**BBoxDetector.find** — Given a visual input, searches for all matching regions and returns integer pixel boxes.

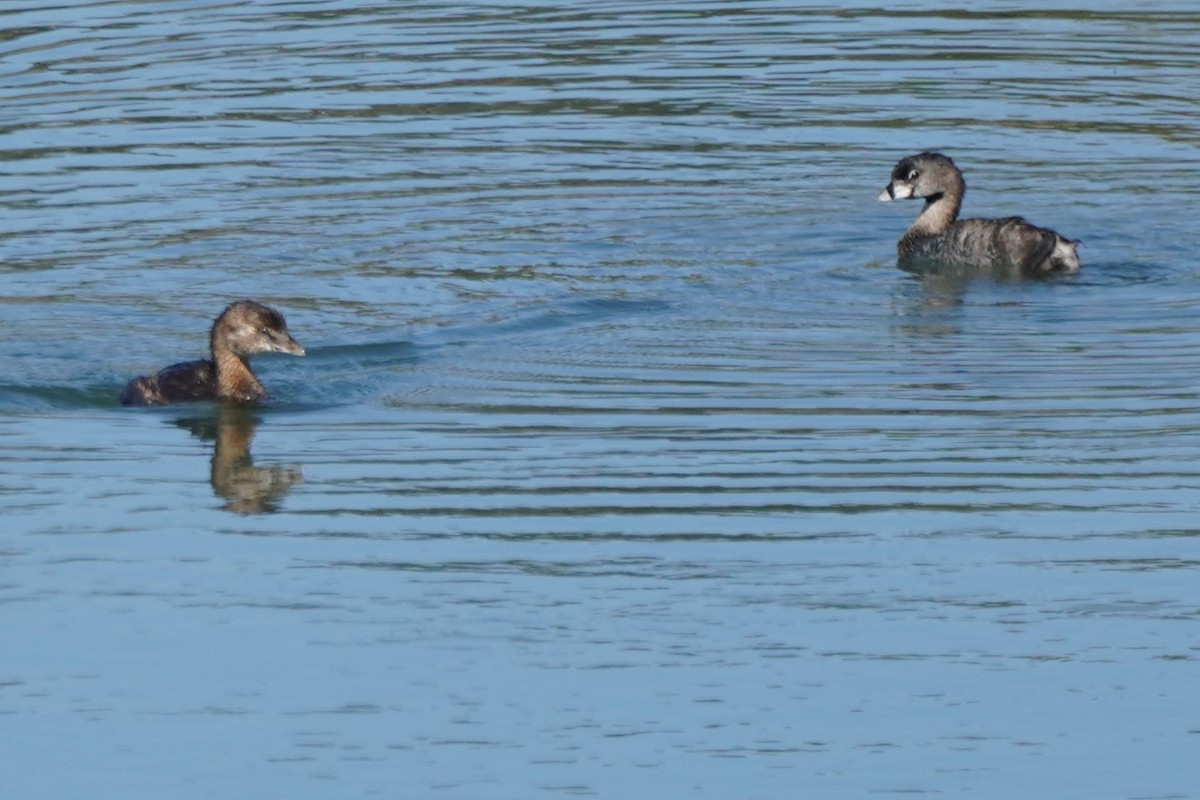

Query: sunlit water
[3,2,1199,797]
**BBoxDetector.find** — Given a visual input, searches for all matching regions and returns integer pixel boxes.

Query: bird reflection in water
[173,406,302,514]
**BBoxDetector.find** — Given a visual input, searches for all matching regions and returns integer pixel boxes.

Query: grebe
[879,151,1081,275]
[120,300,305,406]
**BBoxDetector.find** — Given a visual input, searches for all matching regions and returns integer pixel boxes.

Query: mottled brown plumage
[879,152,1081,275]
[120,300,305,407]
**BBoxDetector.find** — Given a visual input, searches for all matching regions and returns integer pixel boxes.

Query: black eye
[907,169,919,181]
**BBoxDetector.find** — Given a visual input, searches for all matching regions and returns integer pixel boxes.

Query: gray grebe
[879,151,1081,275]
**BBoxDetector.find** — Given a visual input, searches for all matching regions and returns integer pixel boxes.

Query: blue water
[3,2,1200,798]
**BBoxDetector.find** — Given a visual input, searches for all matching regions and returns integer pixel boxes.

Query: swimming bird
[879,151,1081,275]
[120,300,305,406]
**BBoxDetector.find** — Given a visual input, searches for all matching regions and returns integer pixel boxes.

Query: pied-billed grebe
[879,152,1081,275]
[120,300,305,407]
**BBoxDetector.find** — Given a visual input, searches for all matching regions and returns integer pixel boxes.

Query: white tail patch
[1052,237,1082,273]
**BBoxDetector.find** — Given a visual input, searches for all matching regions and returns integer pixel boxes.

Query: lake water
[2,1,1199,797]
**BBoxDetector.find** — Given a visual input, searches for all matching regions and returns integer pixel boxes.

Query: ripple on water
[3,3,1200,799]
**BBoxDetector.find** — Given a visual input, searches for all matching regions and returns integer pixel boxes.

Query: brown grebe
[120,300,305,406]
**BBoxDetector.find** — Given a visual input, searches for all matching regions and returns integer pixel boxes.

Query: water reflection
[892,260,1072,334]
[174,406,302,514]
[900,258,1078,286]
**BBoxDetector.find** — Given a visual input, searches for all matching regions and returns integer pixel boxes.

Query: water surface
[3,2,1200,798]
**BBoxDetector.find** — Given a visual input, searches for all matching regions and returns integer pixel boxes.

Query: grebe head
[879,151,964,202]
[212,300,305,358]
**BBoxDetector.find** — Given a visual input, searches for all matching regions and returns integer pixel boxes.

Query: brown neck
[213,349,265,402]
[910,191,962,237]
